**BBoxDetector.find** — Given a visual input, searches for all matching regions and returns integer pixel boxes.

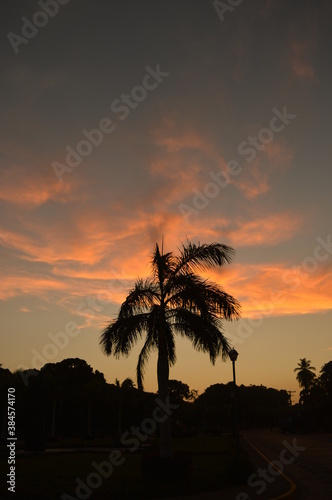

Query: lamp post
[229,348,239,457]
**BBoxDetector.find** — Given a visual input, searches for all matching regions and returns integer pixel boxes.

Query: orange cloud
[150,117,295,206]
[152,114,218,157]
[0,274,66,301]
[2,203,302,275]
[1,203,329,323]
[175,201,302,250]
[226,212,303,247]
[204,260,332,319]
[154,132,216,157]
[232,140,293,199]
[96,257,332,319]
[173,210,302,249]
[149,158,208,207]
[290,40,315,82]
[19,307,30,313]
[263,141,294,166]
[0,222,109,266]
[232,160,270,199]
[0,112,316,325]
[0,165,80,207]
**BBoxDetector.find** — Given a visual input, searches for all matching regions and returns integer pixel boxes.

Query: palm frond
[173,242,235,276]
[100,313,150,357]
[171,308,231,363]
[137,333,155,390]
[151,243,175,287]
[165,273,241,320]
[118,278,159,318]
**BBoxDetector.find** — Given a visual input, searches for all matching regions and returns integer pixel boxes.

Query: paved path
[243,430,332,500]
[11,431,332,499]
[158,434,292,500]
[159,430,332,499]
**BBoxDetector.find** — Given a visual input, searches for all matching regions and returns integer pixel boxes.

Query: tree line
[1,356,331,450]
[1,358,292,445]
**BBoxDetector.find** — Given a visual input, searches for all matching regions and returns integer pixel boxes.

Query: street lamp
[229,348,238,383]
[229,349,239,456]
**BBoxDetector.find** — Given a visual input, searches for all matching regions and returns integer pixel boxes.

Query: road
[243,429,332,499]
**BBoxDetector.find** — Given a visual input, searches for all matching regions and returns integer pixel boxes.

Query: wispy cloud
[225,212,303,247]
[0,188,309,321]
[0,165,77,207]
[205,260,332,318]
[19,307,30,313]
[232,139,294,200]
[290,40,315,82]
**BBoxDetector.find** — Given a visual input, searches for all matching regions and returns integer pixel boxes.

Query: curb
[243,437,297,500]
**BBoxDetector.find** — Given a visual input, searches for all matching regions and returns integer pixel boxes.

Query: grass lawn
[0,435,251,499]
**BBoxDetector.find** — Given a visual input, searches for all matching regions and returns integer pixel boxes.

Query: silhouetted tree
[100,241,241,458]
[38,359,106,438]
[115,378,136,436]
[194,383,289,432]
[40,363,59,438]
[294,358,316,403]
[318,361,332,415]
[0,366,14,439]
[168,380,197,406]
[319,361,332,399]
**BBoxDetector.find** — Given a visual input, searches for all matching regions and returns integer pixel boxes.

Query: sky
[1,0,332,401]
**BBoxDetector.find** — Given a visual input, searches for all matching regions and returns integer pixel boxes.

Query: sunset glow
[1,1,331,401]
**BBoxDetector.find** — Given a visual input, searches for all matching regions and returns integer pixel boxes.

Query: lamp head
[229,349,239,362]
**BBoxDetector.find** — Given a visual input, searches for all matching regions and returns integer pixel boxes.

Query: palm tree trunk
[51,393,56,439]
[157,350,172,458]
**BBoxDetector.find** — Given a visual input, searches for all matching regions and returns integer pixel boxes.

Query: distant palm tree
[100,241,241,458]
[294,358,316,401]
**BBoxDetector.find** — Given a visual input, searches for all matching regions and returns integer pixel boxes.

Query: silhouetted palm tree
[100,241,241,458]
[294,358,316,401]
